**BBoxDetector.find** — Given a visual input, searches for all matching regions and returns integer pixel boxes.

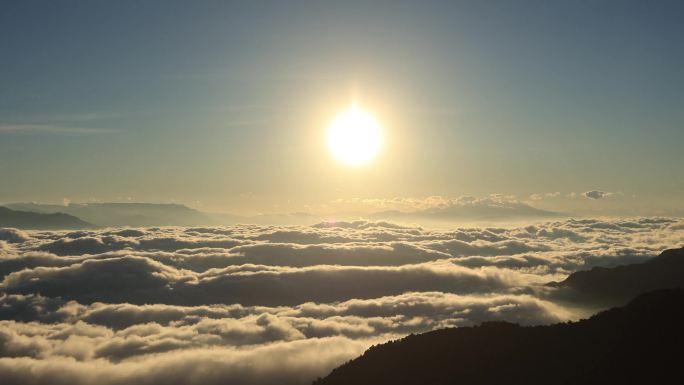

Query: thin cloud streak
[0,124,116,135]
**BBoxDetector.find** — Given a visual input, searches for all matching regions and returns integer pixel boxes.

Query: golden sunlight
[326,103,383,166]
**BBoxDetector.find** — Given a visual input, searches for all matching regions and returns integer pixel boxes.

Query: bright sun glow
[326,103,383,166]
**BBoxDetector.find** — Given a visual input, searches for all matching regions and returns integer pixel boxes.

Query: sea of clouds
[1,217,683,384]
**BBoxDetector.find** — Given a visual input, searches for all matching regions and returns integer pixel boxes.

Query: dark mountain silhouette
[0,206,93,229]
[548,246,684,306]
[314,289,684,385]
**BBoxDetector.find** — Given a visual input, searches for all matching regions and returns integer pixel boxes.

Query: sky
[2,4,684,383]
[1,0,683,216]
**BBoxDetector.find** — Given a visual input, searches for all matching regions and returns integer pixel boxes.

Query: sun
[326,103,383,166]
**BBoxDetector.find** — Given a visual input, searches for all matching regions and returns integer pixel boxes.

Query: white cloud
[0,228,30,243]
[0,217,682,384]
[0,337,368,385]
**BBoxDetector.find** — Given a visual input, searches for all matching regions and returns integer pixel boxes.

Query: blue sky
[1,0,682,215]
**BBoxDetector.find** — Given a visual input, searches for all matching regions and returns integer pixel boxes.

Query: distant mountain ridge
[4,199,564,228]
[5,202,321,227]
[5,202,223,227]
[0,206,93,229]
[314,289,684,385]
[371,201,560,222]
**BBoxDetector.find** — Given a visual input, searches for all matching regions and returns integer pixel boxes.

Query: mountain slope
[314,289,684,385]
[0,206,93,229]
[548,246,684,306]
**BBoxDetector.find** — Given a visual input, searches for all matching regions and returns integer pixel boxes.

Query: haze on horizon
[1,0,683,218]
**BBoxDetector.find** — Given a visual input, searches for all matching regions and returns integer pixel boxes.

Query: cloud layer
[1,217,682,384]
